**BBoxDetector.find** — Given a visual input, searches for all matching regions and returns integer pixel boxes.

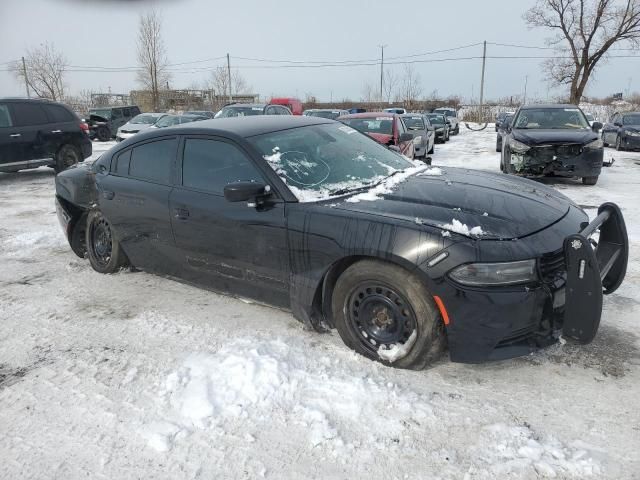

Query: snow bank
[467,423,602,478]
[440,218,485,237]
[146,337,435,452]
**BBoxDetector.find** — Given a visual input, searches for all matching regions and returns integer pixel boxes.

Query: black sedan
[424,113,450,142]
[54,116,628,368]
[601,111,640,151]
[495,113,514,152]
[501,104,604,185]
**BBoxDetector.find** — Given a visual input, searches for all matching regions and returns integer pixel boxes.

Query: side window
[123,107,131,118]
[129,138,177,184]
[112,109,122,119]
[265,106,276,115]
[0,104,12,128]
[10,102,49,126]
[397,119,406,134]
[114,149,131,176]
[279,107,291,115]
[43,104,75,123]
[132,107,141,116]
[182,138,264,195]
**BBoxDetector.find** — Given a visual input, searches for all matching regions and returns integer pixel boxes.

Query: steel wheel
[89,217,113,268]
[347,282,418,355]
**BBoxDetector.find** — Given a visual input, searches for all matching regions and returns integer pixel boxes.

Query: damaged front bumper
[439,202,628,363]
[509,143,603,177]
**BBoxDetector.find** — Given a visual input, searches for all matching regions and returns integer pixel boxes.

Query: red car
[338,112,415,158]
[269,97,303,115]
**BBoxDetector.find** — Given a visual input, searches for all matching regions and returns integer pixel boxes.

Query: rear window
[11,102,49,126]
[129,138,177,184]
[340,117,394,135]
[44,104,75,123]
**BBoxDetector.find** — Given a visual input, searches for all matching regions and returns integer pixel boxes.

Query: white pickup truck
[433,107,460,135]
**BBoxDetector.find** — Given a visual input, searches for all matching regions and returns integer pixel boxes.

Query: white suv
[433,107,459,135]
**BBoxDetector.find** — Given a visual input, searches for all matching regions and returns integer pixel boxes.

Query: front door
[170,136,290,307]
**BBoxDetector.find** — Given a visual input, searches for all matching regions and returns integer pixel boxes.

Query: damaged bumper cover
[510,142,603,177]
[438,203,628,363]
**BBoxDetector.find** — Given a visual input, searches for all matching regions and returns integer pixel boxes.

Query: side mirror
[399,132,414,142]
[592,121,603,132]
[224,181,267,204]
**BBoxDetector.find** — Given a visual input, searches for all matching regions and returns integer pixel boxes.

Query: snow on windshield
[251,123,416,202]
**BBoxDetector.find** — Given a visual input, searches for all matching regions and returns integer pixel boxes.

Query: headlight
[448,260,538,286]
[584,138,603,149]
[413,136,423,144]
[509,139,531,153]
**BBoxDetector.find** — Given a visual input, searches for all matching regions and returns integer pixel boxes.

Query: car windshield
[340,117,394,135]
[155,115,181,127]
[623,114,640,125]
[403,116,425,130]
[130,114,160,125]
[218,106,265,117]
[249,123,413,200]
[90,109,111,119]
[513,108,590,129]
[426,115,445,125]
[307,110,342,119]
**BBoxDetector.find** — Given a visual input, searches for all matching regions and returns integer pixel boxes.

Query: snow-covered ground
[1,132,639,479]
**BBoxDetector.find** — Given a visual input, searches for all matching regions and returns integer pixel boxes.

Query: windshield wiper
[330,182,378,196]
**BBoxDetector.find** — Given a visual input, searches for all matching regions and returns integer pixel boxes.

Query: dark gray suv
[0,98,92,173]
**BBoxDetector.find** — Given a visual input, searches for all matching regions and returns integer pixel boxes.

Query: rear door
[41,103,79,158]
[0,103,16,166]
[98,136,178,272]
[7,101,49,163]
[170,135,290,306]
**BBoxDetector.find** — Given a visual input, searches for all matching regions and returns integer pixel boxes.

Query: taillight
[80,122,89,134]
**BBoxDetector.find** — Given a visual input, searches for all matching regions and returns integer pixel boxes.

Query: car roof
[519,104,582,110]
[156,115,334,137]
[339,112,396,119]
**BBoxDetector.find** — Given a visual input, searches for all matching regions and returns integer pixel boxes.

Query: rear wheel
[582,175,599,185]
[85,210,129,273]
[54,144,81,173]
[331,260,446,370]
[602,132,609,147]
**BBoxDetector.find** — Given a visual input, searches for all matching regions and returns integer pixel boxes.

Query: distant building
[129,89,259,112]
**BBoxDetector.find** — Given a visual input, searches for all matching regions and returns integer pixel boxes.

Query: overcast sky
[0,0,638,103]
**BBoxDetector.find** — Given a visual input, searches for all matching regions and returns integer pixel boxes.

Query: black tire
[582,175,599,185]
[615,135,624,151]
[85,210,129,273]
[454,125,460,135]
[602,132,609,147]
[331,259,446,370]
[502,150,513,174]
[428,142,434,155]
[54,144,81,173]
[496,140,502,152]
[96,126,110,142]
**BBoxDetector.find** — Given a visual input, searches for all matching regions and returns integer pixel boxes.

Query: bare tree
[398,64,422,108]
[210,66,249,99]
[525,0,640,104]
[360,82,378,102]
[136,10,169,111]
[383,69,399,103]
[12,42,67,101]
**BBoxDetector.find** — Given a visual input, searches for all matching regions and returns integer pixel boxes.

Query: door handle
[10,133,21,138]
[103,190,115,200]
[51,130,62,134]
[174,207,190,219]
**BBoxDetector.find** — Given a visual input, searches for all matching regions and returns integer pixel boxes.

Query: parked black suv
[0,98,92,173]
[87,105,141,141]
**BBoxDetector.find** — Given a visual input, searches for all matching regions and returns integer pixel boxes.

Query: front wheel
[54,144,81,173]
[85,210,129,273]
[331,260,446,370]
[428,142,434,155]
[615,136,624,151]
[96,126,110,142]
[582,176,599,185]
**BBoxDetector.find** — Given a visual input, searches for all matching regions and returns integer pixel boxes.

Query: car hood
[623,126,640,132]
[330,168,573,240]
[120,122,153,132]
[512,128,597,145]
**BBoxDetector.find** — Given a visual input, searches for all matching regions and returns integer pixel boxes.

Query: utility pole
[226,53,233,102]
[21,56,30,98]
[379,45,387,102]
[478,41,487,122]
[523,75,528,105]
